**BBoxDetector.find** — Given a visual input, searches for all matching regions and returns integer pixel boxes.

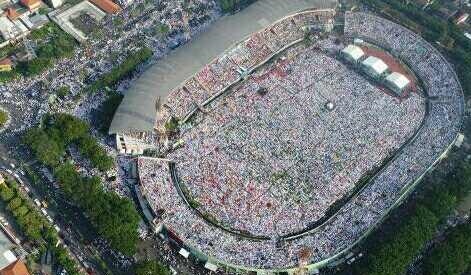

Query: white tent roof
[204,262,218,271]
[362,56,388,75]
[178,248,190,258]
[386,72,410,90]
[342,44,364,61]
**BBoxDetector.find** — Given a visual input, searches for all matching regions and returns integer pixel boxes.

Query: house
[3,8,20,21]
[20,0,41,11]
[0,57,12,72]
[88,0,122,14]
[0,17,29,41]
[0,260,30,275]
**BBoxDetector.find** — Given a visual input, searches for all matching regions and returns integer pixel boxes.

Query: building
[454,12,469,24]
[3,8,20,21]
[88,0,122,14]
[341,44,365,63]
[20,0,41,11]
[0,17,29,41]
[385,72,410,96]
[49,0,106,43]
[45,0,62,8]
[0,58,12,72]
[361,56,388,78]
[19,13,49,29]
[115,133,156,155]
[0,260,30,275]
[0,230,17,272]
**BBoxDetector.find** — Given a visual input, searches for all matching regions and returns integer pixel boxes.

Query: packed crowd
[134,11,463,270]
[161,9,336,123]
[0,0,219,142]
[168,46,425,237]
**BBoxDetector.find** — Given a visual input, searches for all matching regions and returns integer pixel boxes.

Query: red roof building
[20,0,41,11]
[3,8,20,21]
[89,0,122,14]
[0,58,12,72]
[0,260,30,275]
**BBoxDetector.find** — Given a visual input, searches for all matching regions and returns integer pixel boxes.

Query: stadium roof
[385,72,410,91]
[341,44,364,61]
[108,0,337,134]
[362,56,388,75]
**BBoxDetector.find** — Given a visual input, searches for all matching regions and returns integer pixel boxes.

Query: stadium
[117,4,464,275]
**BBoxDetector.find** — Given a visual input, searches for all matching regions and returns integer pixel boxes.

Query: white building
[341,44,365,63]
[0,16,29,41]
[115,133,156,155]
[46,0,63,8]
[385,72,410,96]
[361,56,388,78]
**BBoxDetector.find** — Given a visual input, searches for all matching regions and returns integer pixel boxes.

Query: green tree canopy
[134,260,170,275]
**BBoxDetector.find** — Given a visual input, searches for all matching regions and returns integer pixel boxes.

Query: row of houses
[0,0,123,72]
[341,44,411,96]
[0,0,54,50]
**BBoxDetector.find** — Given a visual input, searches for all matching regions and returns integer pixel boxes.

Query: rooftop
[88,0,122,14]
[362,55,388,75]
[341,44,364,61]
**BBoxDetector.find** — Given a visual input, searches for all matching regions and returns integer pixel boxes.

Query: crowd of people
[161,9,336,123]
[169,46,425,238]
[134,10,463,270]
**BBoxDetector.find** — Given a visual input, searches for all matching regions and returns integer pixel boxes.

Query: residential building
[0,58,12,72]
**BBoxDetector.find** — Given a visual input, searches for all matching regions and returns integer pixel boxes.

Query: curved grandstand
[133,9,464,274]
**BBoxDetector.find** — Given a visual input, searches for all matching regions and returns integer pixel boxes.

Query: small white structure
[385,72,410,96]
[361,56,388,77]
[455,133,464,148]
[204,262,218,272]
[47,0,63,8]
[116,134,155,155]
[178,248,190,258]
[341,44,365,63]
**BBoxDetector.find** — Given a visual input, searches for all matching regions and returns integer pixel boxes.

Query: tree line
[345,161,471,275]
[23,113,140,255]
[0,179,81,275]
[88,47,153,93]
[422,222,471,275]
[218,0,257,13]
[24,113,113,171]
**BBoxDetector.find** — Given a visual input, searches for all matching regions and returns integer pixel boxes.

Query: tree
[0,185,14,202]
[7,197,23,211]
[0,109,8,127]
[134,260,170,275]
[23,128,63,167]
[423,224,471,275]
[354,206,439,275]
[13,205,29,217]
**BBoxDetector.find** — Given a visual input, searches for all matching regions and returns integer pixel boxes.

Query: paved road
[109,0,337,133]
